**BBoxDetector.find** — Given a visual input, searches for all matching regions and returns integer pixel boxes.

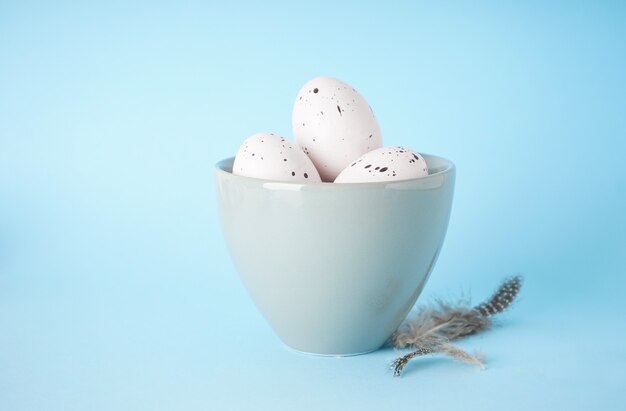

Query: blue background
[1,1,625,409]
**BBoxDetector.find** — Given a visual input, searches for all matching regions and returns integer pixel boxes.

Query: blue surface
[1,1,625,410]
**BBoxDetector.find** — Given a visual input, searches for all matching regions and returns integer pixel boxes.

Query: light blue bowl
[215,154,455,356]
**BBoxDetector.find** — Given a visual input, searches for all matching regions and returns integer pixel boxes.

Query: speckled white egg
[292,77,383,182]
[233,132,322,183]
[334,146,429,183]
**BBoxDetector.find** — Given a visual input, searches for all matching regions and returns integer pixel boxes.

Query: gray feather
[391,275,523,377]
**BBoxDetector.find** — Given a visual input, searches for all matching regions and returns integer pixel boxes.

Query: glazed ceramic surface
[215,154,455,355]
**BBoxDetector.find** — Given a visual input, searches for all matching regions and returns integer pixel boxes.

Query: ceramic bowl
[215,154,455,355]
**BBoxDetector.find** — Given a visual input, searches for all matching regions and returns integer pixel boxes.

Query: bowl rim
[215,153,455,188]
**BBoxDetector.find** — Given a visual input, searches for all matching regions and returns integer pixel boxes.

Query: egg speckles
[233,132,322,183]
[292,77,383,182]
[334,147,429,183]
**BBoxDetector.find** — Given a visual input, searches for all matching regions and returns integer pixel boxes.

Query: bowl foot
[281,342,383,357]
